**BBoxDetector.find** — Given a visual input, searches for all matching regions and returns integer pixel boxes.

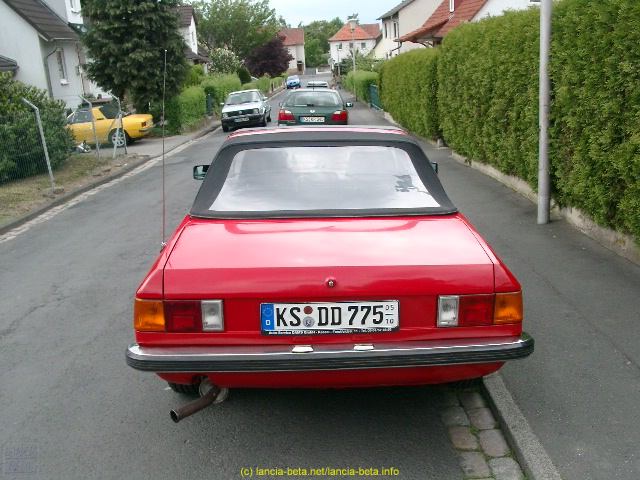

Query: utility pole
[537,0,552,224]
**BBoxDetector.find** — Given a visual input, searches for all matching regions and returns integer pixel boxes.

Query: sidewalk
[420,139,640,480]
[0,118,219,235]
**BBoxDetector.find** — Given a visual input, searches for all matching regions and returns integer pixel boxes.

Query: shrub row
[379,49,440,140]
[379,0,640,242]
[344,71,379,104]
[201,74,242,114]
[0,73,72,183]
[242,75,286,94]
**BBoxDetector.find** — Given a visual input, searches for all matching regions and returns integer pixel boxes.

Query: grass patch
[0,152,146,228]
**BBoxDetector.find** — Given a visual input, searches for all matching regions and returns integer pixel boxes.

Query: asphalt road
[0,75,465,479]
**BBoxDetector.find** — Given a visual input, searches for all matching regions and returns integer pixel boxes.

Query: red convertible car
[126,126,533,421]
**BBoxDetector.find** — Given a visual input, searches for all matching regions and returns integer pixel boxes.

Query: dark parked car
[278,89,353,126]
[221,89,271,132]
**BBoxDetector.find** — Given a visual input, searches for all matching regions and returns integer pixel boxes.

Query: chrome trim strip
[126,333,533,373]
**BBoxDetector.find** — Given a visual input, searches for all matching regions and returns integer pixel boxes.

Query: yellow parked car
[66,106,154,146]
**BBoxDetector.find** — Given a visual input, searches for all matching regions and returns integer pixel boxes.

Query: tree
[194,0,282,60]
[81,0,187,112]
[208,47,241,74]
[245,36,293,78]
[303,18,343,67]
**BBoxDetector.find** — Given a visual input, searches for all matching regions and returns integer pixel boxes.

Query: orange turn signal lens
[134,299,165,331]
[493,292,523,324]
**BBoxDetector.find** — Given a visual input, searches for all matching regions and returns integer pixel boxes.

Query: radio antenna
[161,48,167,249]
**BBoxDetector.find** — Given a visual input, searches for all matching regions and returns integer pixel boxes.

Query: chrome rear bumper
[126,333,533,373]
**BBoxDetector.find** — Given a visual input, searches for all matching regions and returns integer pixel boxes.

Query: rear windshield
[284,91,341,108]
[191,145,455,218]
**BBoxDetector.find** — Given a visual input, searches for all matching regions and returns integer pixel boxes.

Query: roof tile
[399,0,488,42]
[4,0,78,41]
[329,23,381,42]
[278,27,304,46]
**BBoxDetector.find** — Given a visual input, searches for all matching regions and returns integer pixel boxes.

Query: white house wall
[374,18,399,59]
[181,16,197,54]
[474,0,538,19]
[45,0,83,24]
[398,0,440,53]
[329,38,377,65]
[0,1,48,91]
[43,39,85,109]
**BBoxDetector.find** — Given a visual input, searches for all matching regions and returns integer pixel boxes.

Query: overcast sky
[269,0,399,26]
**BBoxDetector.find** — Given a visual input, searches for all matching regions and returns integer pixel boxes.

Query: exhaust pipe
[170,384,221,423]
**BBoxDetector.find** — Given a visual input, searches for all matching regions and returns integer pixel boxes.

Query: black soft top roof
[191,126,458,219]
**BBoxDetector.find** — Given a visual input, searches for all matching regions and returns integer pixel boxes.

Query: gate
[369,84,382,110]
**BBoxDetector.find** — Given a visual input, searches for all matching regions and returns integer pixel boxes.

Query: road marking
[0,133,212,245]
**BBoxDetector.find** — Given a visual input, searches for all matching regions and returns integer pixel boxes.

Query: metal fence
[369,84,382,110]
[0,96,129,191]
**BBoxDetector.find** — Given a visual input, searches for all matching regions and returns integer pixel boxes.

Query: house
[373,0,440,59]
[278,27,305,73]
[177,5,210,70]
[328,23,381,69]
[400,0,538,46]
[0,0,88,108]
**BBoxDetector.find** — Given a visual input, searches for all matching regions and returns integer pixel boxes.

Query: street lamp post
[348,16,358,101]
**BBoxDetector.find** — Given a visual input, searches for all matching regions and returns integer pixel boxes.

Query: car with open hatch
[126,126,533,422]
[278,88,353,126]
[220,89,271,132]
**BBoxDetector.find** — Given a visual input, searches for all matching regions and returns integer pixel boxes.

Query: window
[361,42,366,49]
[205,146,441,214]
[393,22,398,39]
[349,42,354,49]
[69,109,92,124]
[338,43,342,50]
[384,23,388,38]
[283,91,341,108]
[56,50,67,81]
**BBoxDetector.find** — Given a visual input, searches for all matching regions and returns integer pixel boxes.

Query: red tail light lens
[459,295,494,326]
[278,109,295,121]
[164,301,202,332]
[331,110,348,122]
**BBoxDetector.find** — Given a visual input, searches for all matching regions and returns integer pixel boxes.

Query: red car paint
[134,214,523,388]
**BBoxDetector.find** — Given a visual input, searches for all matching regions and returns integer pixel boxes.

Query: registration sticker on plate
[261,301,399,335]
[300,116,325,123]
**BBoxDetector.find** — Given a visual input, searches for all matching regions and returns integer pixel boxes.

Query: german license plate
[300,116,325,123]
[234,117,249,123]
[261,301,399,335]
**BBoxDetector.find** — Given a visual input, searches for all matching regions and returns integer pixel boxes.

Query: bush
[0,73,72,183]
[380,49,440,140]
[184,64,205,87]
[200,74,242,115]
[154,86,206,134]
[344,71,379,104]
[237,66,251,84]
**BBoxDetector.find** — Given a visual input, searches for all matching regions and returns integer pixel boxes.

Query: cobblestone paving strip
[441,385,526,480]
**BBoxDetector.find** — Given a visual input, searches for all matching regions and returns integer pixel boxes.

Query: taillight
[437,292,522,327]
[331,110,348,122]
[133,299,225,332]
[278,109,295,121]
[164,301,202,332]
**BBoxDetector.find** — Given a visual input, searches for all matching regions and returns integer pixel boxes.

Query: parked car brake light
[331,110,348,122]
[164,301,202,332]
[134,299,165,331]
[493,292,523,324]
[278,109,295,121]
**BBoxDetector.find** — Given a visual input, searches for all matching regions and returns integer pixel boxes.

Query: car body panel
[278,88,349,126]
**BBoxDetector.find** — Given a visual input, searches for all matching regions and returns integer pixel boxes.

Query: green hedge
[344,71,378,104]
[242,75,285,94]
[0,73,72,183]
[200,74,242,114]
[157,86,206,134]
[380,49,440,140]
[379,0,640,242]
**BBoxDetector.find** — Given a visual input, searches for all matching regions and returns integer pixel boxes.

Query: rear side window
[206,146,440,213]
